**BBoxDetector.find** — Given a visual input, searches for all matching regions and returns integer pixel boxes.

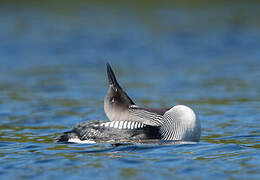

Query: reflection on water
[0,0,260,179]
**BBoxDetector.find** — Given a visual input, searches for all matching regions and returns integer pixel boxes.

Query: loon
[55,63,201,143]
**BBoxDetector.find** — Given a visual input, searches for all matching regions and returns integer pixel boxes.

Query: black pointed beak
[106,63,121,90]
[105,62,135,106]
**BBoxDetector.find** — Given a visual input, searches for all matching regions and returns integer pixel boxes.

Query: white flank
[104,122,110,127]
[123,121,128,129]
[109,121,115,128]
[131,122,135,129]
[68,138,96,144]
[114,121,119,129]
[127,121,132,129]
[100,121,145,130]
[118,121,124,129]
[134,122,139,129]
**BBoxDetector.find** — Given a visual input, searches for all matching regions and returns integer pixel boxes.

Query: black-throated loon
[55,63,201,143]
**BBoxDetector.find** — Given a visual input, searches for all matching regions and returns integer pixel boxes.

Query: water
[0,1,260,179]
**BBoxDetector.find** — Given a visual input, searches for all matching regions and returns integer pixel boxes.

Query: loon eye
[110,97,115,103]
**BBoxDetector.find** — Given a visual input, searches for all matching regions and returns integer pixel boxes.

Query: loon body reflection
[55,63,201,143]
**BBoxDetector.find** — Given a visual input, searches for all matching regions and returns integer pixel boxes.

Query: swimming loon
[55,63,201,143]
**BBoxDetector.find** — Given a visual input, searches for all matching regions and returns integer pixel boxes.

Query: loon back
[104,63,169,126]
[55,120,161,143]
[55,105,201,143]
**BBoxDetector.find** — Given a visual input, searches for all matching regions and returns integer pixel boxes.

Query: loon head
[160,105,201,142]
[104,63,135,121]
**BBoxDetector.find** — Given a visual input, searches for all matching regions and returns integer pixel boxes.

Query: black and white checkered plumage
[55,64,201,143]
[55,120,161,143]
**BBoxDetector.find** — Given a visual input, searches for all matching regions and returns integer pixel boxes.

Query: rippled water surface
[0,1,260,179]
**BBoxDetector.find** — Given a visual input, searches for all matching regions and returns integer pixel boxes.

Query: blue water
[0,1,260,179]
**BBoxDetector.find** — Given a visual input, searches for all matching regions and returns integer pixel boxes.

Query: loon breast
[55,120,161,143]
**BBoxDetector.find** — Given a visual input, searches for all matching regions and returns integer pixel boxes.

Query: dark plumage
[55,63,201,143]
[55,120,161,143]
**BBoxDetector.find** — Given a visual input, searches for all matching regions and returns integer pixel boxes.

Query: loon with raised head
[55,63,201,144]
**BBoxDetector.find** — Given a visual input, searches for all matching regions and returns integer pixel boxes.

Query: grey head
[104,63,169,126]
[104,63,135,122]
